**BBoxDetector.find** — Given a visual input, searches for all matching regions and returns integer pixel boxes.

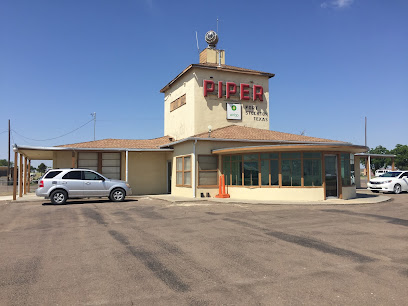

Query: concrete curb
[148,193,392,206]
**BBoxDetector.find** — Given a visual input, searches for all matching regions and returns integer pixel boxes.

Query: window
[341,154,352,186]
[260,153,279,186]
[303,153,322,186]
[62,171,82,180]
[223,155,243,186]
[83,171,104,180]
[176,156,191,187]
[281,153,301,186]
[198,155,218,186]
[44,171,62,179]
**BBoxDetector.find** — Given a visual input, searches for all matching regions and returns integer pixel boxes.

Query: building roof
[58,136,174,149]
[160,63,275,93]
[193,125,345,144]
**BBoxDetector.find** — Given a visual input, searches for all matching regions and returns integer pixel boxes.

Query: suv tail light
[39,180,44,188]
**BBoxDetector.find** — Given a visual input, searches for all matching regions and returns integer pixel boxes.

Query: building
[12,31,368,201]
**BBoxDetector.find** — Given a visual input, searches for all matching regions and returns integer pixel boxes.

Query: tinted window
[382,172,402,178]
[83,171,103,180]
[62,171,82,180]
[44,171,62,179]
[401,172,408,178]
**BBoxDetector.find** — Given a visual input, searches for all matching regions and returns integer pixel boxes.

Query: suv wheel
[110,188,125,202]
[50,190,68,204]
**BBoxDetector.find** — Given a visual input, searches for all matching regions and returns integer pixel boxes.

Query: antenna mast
[195,31,200,53]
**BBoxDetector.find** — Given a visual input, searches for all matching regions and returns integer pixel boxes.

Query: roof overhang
[160,64,275,93]
[160,137,357,148]
[211,143,369,155]
[13,144,173,160]
[355,153,396,158]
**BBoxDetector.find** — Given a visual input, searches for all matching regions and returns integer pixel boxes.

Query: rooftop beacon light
[205,30,218,49]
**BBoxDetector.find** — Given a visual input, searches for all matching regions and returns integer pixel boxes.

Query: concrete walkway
[0,190,391,205]
[149,190,391,205]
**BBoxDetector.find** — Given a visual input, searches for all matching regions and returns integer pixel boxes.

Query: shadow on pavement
[42,199,137,206]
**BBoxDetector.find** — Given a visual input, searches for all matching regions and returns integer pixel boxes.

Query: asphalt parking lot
[1,193,408,305]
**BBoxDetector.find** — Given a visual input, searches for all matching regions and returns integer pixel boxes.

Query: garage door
[78,152,121,180]
[102,153,121,180]
[78,153,98,171]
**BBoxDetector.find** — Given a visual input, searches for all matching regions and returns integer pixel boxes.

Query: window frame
[176,155,192,188]
[221,152,325,188]
[197,155,219,187]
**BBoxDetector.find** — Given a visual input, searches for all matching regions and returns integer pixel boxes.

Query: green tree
[391,144,408,170]
[30,166,36,172]
[37,163,47,174]
[0,159,13,167]
[367,146,391,171]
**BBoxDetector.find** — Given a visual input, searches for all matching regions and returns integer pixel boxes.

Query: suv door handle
[85,182,91,185]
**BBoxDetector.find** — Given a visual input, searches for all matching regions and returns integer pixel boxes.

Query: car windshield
[381,172,401,177]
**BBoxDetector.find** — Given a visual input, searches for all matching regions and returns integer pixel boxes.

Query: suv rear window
[62,171,82,180]
[44,171,62,179]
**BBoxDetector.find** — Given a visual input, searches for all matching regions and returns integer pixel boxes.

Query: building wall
[53,151,73,169]
[192,68,270,136]
[163,68,270,140]
[164,72,196,140]
[127,151,168,195]
[342,186,356,200]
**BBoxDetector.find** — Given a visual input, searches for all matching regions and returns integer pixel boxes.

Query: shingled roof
[193,125,345,143]
[160,63,275,93]
[58,136,174,149]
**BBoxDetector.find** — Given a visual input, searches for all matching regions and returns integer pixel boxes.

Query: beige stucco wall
[163,67,270,141]
[53,151,74,169]
[127,151,168,195]
[164,72,196,140]
[227,187,325,201]
[192,68,270,136]
[342,186,357,200]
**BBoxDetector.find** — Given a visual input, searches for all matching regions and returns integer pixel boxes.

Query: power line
[0,130,8,135]
[11,118,94,142]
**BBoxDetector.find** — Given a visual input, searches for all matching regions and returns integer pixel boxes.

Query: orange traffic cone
[215,174,230,198]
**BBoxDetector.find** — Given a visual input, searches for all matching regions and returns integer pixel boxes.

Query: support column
[28,160,31,193]
[125,151,129,182]
[13,152,18,201]
[392,158,395,170]
[354,156,361,188]
[19,154,23,197]
[72,151,76,168]
[368,156,371,181]
[337,153,343,199]
[24,156,27,195]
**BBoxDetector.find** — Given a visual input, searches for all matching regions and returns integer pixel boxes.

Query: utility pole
[7,119,10,182]
[91,112,96,141]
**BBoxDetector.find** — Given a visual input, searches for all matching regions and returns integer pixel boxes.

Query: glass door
[325,155,338,198]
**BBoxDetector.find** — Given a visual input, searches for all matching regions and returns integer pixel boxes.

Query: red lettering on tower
[203,80,215,97]
[253,85,263,101]
[226,82,237,99]
[240,83,250,100]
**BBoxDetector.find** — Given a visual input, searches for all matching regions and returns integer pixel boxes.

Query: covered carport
[354,153,397,188]
[12,144,173,201]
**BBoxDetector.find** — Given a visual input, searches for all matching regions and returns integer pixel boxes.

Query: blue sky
[1,0,407,167]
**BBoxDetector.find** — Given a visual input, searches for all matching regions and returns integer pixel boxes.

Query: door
[400,172,408,191]
[61,170,84,197]
[325,155,338,198]
[167,161,172,194]
[82,170,109,197]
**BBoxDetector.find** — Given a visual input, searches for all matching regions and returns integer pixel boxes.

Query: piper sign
[203,80,263,101]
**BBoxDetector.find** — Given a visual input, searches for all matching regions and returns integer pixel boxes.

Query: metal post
[7,119,10,182]
[13,152,17,201]
[125,151,129,182]
[368,156,371,182]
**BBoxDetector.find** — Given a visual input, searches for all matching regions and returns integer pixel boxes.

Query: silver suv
[36,169,132,204]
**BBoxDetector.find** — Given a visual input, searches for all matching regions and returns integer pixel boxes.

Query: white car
[367,171,408,194]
